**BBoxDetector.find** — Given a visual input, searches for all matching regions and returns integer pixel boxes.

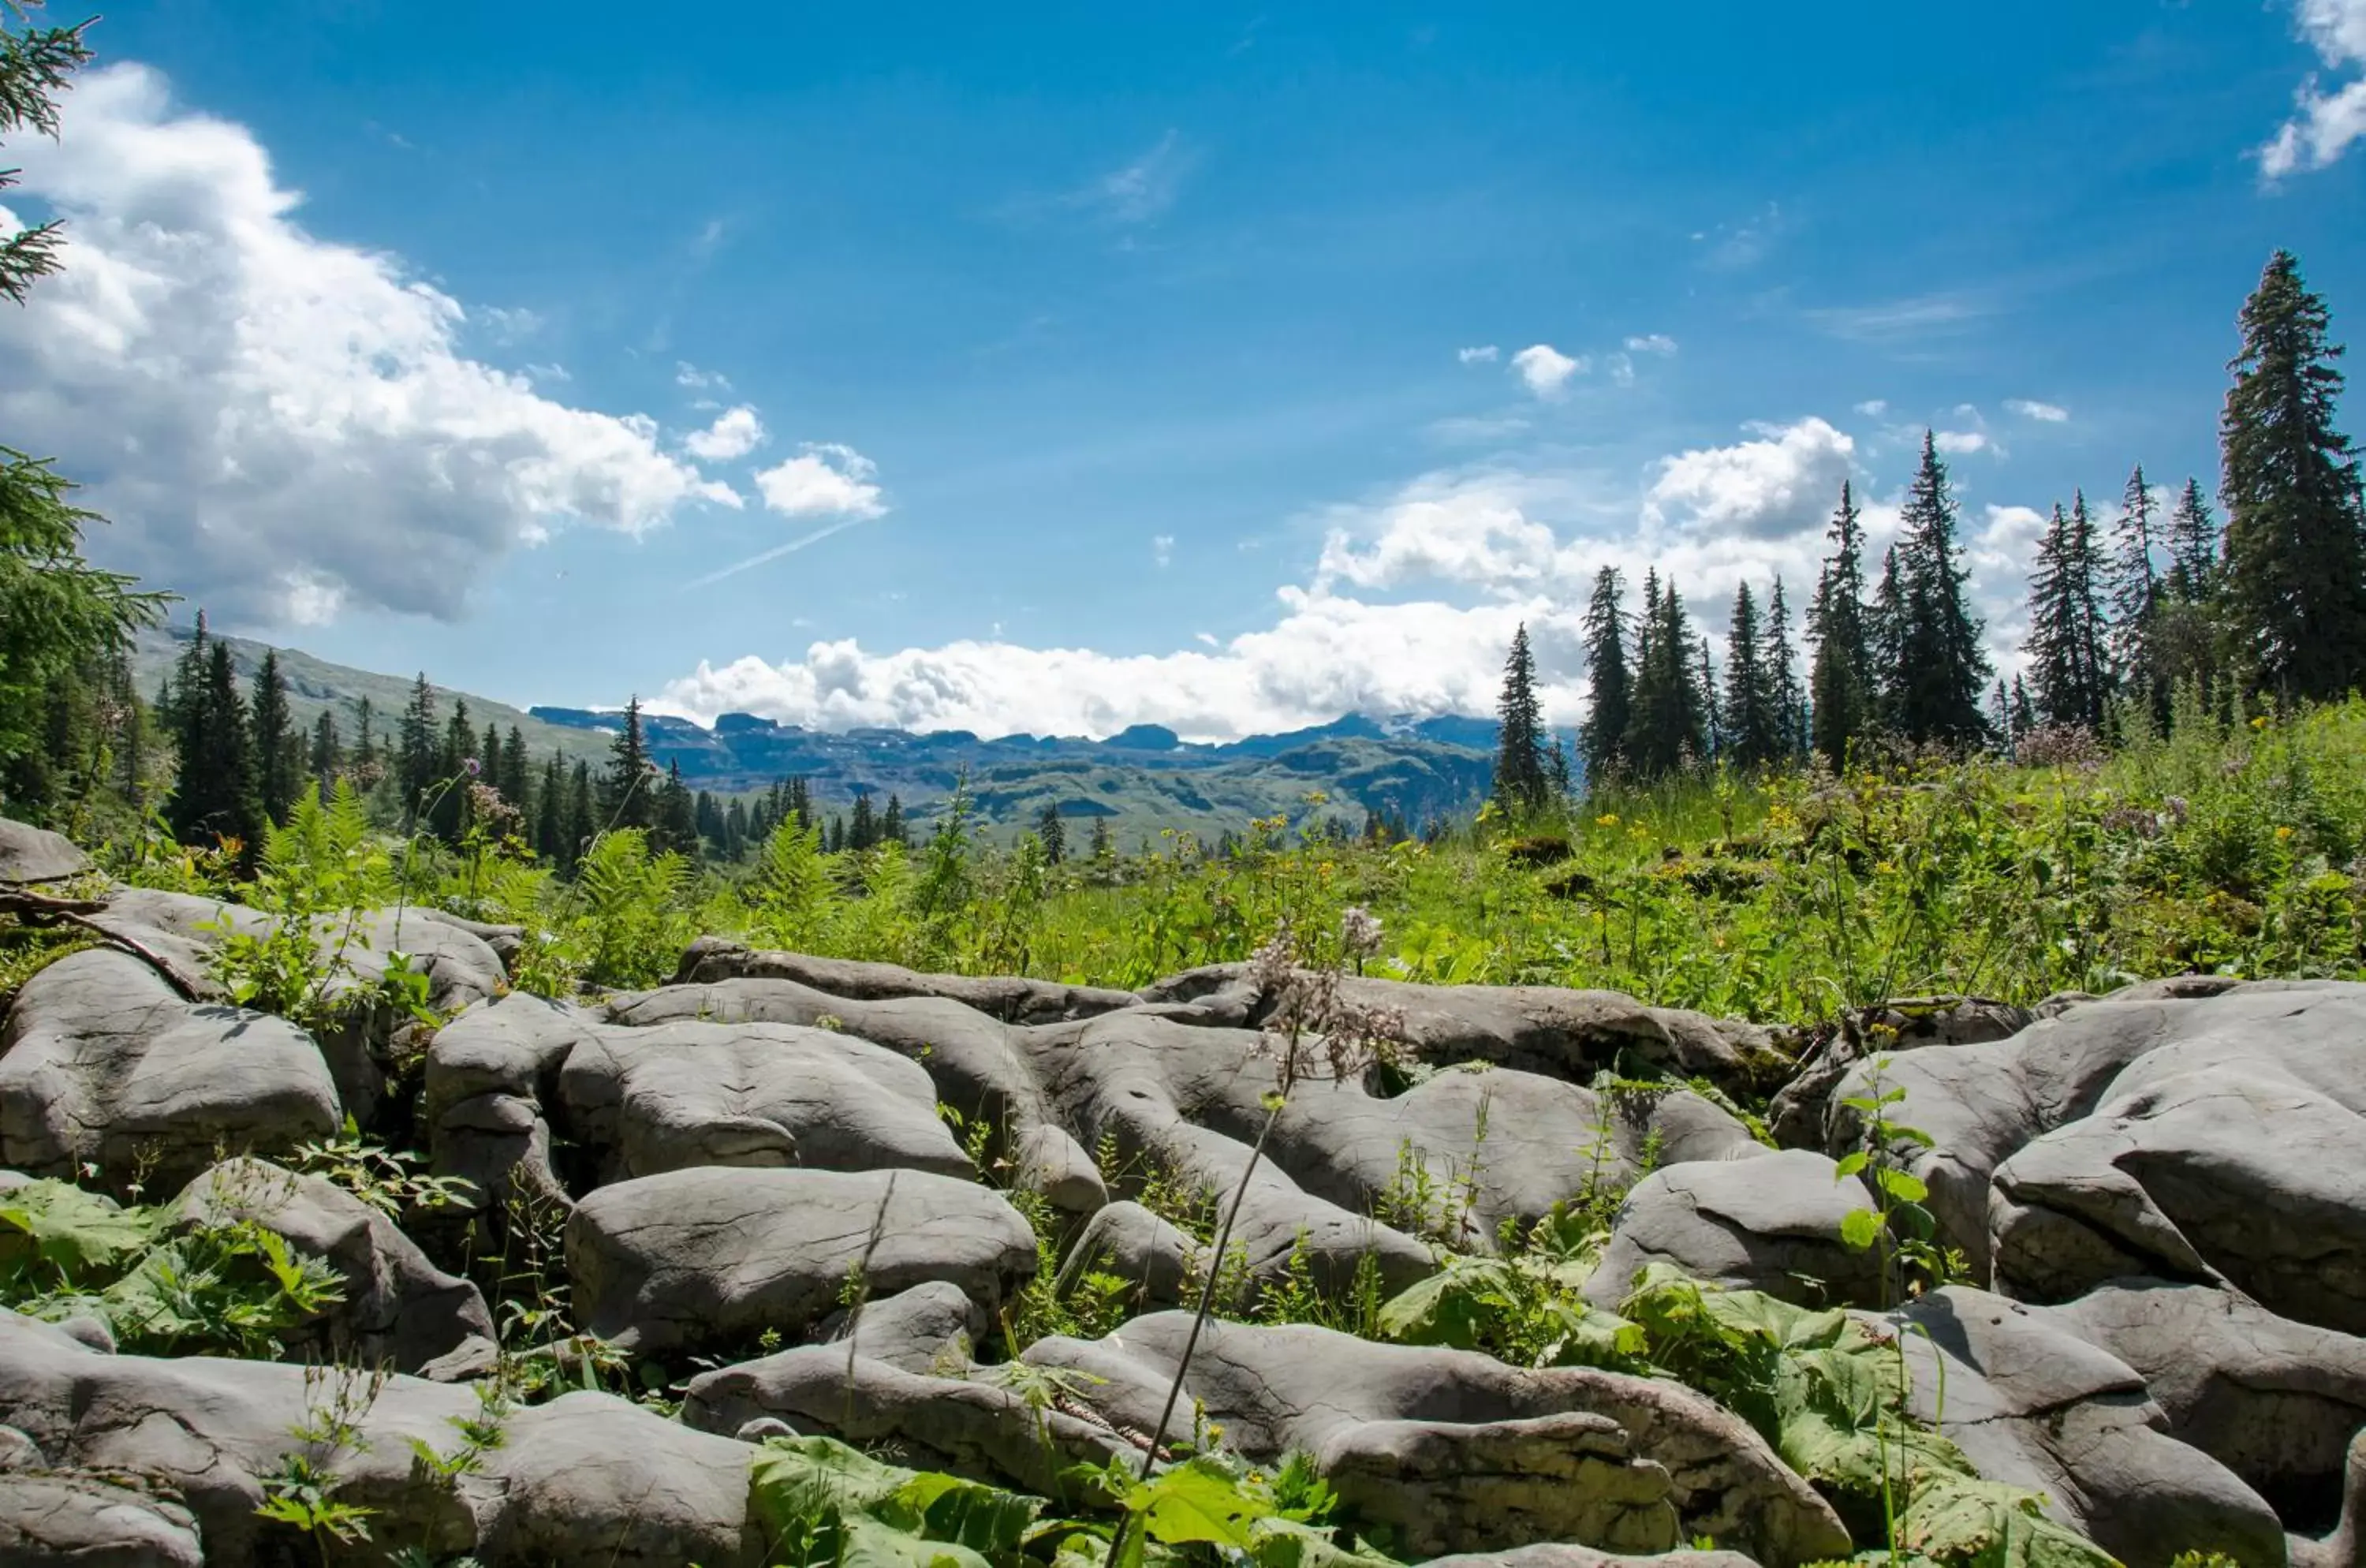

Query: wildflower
[2276,825,2295,841]
[1341,905,1383,959]
[2164,795,2190,824]
[1595,813,1619,827]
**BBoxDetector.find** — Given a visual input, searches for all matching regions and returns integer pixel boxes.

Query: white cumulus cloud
[1932,429,1991,456]
[683,405,767,461]
[1510,343,1586,398]
[0,64,741,626]
[753,443,887,519]
[2262,0,2366,176]
[2003,398,2069,424]
[1644,417,1857,539]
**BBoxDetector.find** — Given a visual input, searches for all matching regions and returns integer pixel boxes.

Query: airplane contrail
[679,517,868,591]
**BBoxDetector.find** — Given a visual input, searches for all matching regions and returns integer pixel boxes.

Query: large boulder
[1021,1313,1851,1566]
[1988,1047,2366,1335]
[84,887,508,1126]
[1584,1148,1884,1309]
[1140,965,1787,1088]
[1271,1061,1766,1253]
[606,978,1105,1213]
[2051,1278,2366,1533]
[1883,1286,2287,1568]
[1021,1010,1435,1298]
[0,819,90,887]
[0,1469,204,1566]
[0,1309,763,1566]
[565,1167,1039,1354]
[554,1017,972,1184]
[173,1158,496,1379]
[1823,980,2366,1285]
[0,949,339,1190]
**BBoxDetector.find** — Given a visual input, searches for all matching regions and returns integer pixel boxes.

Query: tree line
[1491,249,2366,812]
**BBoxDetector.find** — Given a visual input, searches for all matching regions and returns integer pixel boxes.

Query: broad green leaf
[1838,1207,1885,1251]
[1128,1458,1273,1549]
[888,1470,1042,1556]
[839,1514,992,1568]
[1248,1517,1402,1568]
[1699,1288,1844,1353]
[1898,1472,2122,1568]
[1832,1152,1869,1178]
[0,1181,158,1288]
[1876,1168,1931,1204]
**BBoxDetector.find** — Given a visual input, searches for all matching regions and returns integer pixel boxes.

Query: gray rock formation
[1584,1147,1883,1309]
[1883,1286,2288,1568]
[82,887,508,1125]
[672,937,1140,1022]
[0,949,339,1189]
[1140,963,1789,1088]
[565,1166,1039,1353]
[0,1309,763,1566]
[0,819,90,887]
[1823,980,2366,1287]
[1021,1312,1852,1566]
[2051,1278,2366,1532]
[174,1157,496,1379]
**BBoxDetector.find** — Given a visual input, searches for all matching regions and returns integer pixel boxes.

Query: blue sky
[4,0,2363,737]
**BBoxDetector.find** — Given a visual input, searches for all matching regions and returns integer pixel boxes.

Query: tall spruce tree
[166,640,260,849]
[562,760,595,869]
[2025,498,2110,730]
[2220,250,2366,702]
[1036,801,1066,862]
[1808,483,1874,767]
[1721,582,1782,768]
[603,697,654,831]
[1626,581,1707,778]
[536,752,566,861]
[247,648,293,825]
[1893,432,1992,745]
[1578,566,1631,786]
[1869,546,1906,733]
[1491,622,1551,816]
[849,790,878,852]
[2166,477,2221,602]
[1762,577,1805,761]
[498,725,531,816]
[308,709,340,789]
[2107,465,2165,724]
[397,675,438,820]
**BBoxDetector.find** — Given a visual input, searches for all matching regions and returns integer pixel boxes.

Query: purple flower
[463,756,482,777]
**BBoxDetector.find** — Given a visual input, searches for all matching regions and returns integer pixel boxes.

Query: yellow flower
[1875,860,1898,875]
[2251,715,2271,730]
[1595,813,1620,827]
[2275,825,2295,841]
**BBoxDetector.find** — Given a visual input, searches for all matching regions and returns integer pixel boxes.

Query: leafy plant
[293,1117,478,1218]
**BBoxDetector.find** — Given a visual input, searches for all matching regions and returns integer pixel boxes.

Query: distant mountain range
[133,626,1511,839]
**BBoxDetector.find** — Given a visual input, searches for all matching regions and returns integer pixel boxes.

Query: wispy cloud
[1853,399,1889,417]
[1624,334,1678,355]
[676,361,732,392]
[1696,201,1786,271]
[2260,0,2366,177]
[680,516,870,591]
[1805,291,1993,344]
[2003,398,2070,424]
[1457,344,1500,364]
[1075,130,1191,223]
[1153,533,1174,569]
[475,305,543,345]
